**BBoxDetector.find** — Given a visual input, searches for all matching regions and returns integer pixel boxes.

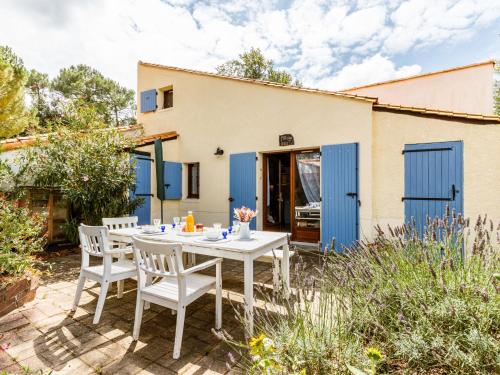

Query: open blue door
[321,143,359,252]
[229,152,257,229]
[404,141,463,236]
[130,153,152,225]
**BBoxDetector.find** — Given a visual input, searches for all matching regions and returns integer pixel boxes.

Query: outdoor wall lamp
[214,147,224,156]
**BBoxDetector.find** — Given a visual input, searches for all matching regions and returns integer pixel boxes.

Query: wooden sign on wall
[279,134,294,146]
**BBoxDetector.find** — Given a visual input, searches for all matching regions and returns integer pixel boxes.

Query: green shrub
[0,196,45,277]
[25,127,141,226]
[2,124,142,242]
[230,211,500,374]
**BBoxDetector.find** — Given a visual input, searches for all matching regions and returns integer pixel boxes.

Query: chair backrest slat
[79,225,111,257]
[132,237,182,279]
[102,216,139,231]
[156,253,166,273]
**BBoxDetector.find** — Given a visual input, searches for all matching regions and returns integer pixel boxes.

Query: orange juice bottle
[186,211,195,232]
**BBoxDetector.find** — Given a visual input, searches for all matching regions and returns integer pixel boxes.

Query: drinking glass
[160,225,166,233]
[173,217,180,225]
[153,219,161,228]
[222,230,228,239]
[213,223,222,234]
[232,220,240,233]
[179,217,186,232]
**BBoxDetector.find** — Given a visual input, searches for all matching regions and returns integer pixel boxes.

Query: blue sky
[0,0,498,91]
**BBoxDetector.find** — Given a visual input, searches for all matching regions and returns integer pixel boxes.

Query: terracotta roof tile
[136,131,179,146]
[342,60,495,92]
[0,125,144,152]
[138,61,379,103]
[373,103,500,123]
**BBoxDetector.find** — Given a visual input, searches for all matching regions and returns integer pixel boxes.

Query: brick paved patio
[0,249,318,374]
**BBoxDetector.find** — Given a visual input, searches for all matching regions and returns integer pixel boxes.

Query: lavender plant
[226,210,499,374]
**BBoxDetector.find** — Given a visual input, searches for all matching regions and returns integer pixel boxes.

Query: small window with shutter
[187,163,199,199]
[159,85,173,109]
[163,89,173,109]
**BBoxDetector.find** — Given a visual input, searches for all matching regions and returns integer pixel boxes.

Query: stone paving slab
[0,249,318,374]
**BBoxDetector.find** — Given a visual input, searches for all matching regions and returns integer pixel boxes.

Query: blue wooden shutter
[164,161,182,200]
[140,89,157,113]
[130,154,152,225]
[321,143,359,252]
[404,141,463,236]
[229,152,257,229]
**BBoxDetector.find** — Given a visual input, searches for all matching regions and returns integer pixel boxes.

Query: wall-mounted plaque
[279,134,294,146]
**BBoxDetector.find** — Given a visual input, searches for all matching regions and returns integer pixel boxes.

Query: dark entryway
[263,150,321,243]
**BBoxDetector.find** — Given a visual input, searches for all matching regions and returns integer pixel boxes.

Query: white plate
[141,230,162,235]
[234,236,256,241]
[176,231,205,237]
[194,238,231,244]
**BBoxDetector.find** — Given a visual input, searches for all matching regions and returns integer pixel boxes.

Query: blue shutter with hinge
[164,161,182,200]
[130,153,152,225]
[403,141,463,236]
[229,152,257,229]
[321,143,359,252]
[140,89,157,113]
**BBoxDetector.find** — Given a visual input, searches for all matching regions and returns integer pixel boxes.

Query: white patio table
[108,227,290,333]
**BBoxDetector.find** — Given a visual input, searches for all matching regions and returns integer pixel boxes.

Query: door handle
[228,197,234,202]
[451,184,459,201]
[346,192,357,198]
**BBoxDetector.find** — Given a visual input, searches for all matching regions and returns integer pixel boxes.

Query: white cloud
[317,54,421,90]
[0,0,498,93]
[384,0,500,54]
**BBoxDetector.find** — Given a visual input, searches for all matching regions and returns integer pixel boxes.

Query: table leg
[117,252,125,298]
[243,255,254,335]
[281,243,290,298]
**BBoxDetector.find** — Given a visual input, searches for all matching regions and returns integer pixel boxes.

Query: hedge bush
[0,196,45,278]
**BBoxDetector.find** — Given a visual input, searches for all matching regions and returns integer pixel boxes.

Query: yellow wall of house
[372,110,500,228]
[136,63,500,244]
[344,63,495,115]
[137,64,375,240]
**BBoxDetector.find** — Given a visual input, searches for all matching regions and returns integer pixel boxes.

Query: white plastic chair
[132,237,222,359]
[102,216,139,297]
[102,216,139,231]
[257,249,295,289]
[72,225,136,324]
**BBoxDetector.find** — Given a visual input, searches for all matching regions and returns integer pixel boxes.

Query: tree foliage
[2,109,142,242]
[25,128,141,226]
[51,65,135,127]
[25,69,58,131]
[0,46,34,139]
[1,46,136,138]
[217,48,301,86]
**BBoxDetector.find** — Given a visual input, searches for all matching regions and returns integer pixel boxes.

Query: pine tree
[0,46,33,139]
[217,48,301,86]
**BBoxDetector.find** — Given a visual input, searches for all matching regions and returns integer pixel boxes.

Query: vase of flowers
[234,206,257,240]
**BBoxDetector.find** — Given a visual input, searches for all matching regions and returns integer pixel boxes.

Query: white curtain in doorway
[296,152,320,204]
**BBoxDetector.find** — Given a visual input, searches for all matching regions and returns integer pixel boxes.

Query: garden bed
[0,272,39,318]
